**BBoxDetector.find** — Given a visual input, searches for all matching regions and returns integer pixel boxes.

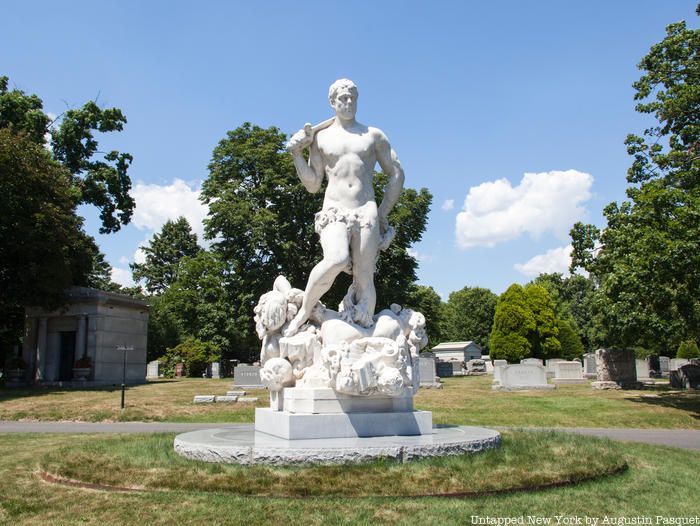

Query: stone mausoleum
[21,287,149,385]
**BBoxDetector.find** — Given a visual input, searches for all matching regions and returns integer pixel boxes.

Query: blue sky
[3,1,698,299]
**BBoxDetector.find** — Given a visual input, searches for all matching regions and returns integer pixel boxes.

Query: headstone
[146,360,160,379]
[226,390,247,397]
[237,397,259,403]
[670,358,690,371]
[233,364,264,388]
[193,395,215,404]
[669,364,700,389]
[451,361,465,376]
[552,361,588,385]
[419,356,442,388]
[659,356,670,376]
[210,361,221,379]
[521,358,544,367]
[466,359,487,375]
[545,358,566,378]
[215,395,238,403]
[175,362,185,378]
[493,359,507,384]
[636,359,650,379]
[492,363,554,391]
[592,348,641,389]
[481,355,494,374]
[435,361,453,378]
[582,353,597,378]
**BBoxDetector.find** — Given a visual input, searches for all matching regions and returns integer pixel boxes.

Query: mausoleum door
[58,331,76,381]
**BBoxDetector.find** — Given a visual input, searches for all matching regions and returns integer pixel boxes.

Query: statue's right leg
[284,223,350,336]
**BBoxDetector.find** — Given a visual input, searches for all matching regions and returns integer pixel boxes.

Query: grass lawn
[1,376,698,428]
[0,431,698,525]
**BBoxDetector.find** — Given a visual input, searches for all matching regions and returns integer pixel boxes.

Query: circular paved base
[174,425,501,465]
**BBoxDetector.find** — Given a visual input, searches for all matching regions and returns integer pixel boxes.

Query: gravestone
[669,364,700,389]
[210,361,221,379]
[466,359,486,375]
[419,356,442,388]
[233,364,264,388]
[545,358,566,378]
[636,359,650,379]
[451,361,465,376]
[592,348,641,389]
[492,363,554,391]
[481,355,494,374]
[175,362,185,378]
[493,359,507,384]
[552,361,588,385]
[435,361,453,378]
[659,356,670,376]
[670,358,690,371]
[582,353,597,378]
[521,358,544,367]
[146,360,160,379]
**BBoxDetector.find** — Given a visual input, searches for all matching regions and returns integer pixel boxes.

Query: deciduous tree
[441,286,497,352]
[131,217,201,294]
[571,10,700,350]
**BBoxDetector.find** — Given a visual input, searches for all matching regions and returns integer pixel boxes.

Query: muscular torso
[316,122,379,210]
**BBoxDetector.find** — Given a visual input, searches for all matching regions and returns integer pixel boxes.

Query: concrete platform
[254,408,433,439]
[173,424,501,465]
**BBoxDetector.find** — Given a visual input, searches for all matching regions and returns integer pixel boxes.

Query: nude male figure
[284,79,405,336]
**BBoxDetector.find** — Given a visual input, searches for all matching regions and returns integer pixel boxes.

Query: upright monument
[173,80,501,463]
[253,79,432,439]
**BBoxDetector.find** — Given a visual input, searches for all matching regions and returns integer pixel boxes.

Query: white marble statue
[284,78,405,334]
[254,79,426,399]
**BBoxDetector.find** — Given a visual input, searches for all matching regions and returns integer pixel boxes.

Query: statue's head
[328,79,358,120]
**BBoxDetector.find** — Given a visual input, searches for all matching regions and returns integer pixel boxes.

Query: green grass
[0,432,697,525]
[38,431,626,497]
[420,376,700,428]
[1,376,698,428]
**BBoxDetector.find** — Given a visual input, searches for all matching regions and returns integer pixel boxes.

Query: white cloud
[407,247,433,263]
[118,256,130,266]
[131,179,208,241]
[514,244,587,278]
[455,170,593,249]
[441,199,454,211]
[111,267,134,288]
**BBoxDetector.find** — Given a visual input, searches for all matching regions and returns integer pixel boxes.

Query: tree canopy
[570,10,700,351]
[441,286,497,352]
[131,217,201,294]
[0,129,97,357]
[0,75,134,233]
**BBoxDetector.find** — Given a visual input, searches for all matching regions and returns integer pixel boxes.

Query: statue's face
[332,88,357,120]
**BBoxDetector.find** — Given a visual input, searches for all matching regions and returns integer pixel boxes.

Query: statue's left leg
[350,207,380,327]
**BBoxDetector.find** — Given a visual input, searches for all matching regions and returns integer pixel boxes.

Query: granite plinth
[173,424,501,465]
[283,387,414,414]
[255,408,433,439]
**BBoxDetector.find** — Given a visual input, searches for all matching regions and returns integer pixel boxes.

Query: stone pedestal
[255,408,433,440]
[254,386,432,440]
[282,387,414,414]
